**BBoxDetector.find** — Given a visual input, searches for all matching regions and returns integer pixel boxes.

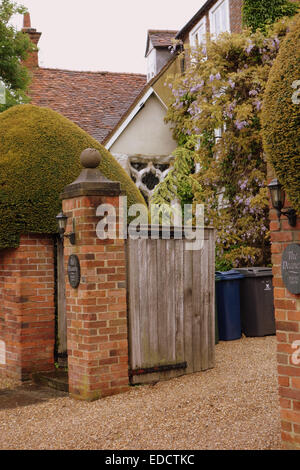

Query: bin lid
[215,269,245,281]
[235,267,273,278]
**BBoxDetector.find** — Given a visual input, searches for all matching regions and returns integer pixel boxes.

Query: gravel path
[0,336,282,450]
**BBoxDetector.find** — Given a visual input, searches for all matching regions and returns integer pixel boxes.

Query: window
[189,17,207,49]
[209,0,230,38]
[146,49,157,82]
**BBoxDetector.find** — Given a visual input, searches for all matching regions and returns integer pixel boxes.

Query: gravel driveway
[0,336,282,450]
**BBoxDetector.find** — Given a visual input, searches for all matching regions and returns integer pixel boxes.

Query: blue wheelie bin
[215,270,244,341]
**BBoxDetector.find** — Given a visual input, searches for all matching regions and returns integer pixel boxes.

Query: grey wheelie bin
[236,267,276,337]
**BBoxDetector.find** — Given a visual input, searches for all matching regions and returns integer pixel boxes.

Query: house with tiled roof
[145,30,178,82]
[23,2,244,202]
[22,13,146,145]
[104,0,244,201]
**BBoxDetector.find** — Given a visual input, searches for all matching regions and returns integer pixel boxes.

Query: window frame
[209,0,231,38]
[189,16,207,49]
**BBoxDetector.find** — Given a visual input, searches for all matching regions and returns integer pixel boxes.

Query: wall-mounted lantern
[56,212,76,245]
[268,179,297,227]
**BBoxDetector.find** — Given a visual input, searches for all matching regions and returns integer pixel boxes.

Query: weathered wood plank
[127,238,142,371]
[183,248,194,374]
[200,243,209,371]
[147,238,159,366]
[157,239,168,364]
[138,238,150,366]
[192,247,202,372]
[166,239,176,363]
[175,240,185,363]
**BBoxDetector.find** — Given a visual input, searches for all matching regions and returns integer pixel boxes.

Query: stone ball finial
[80,148,101,169]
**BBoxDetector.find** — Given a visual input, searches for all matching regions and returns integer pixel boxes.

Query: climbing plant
[152,19,292,269]
[242,0,299,33]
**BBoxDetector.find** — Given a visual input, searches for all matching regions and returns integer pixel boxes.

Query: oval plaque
[68,254,81,289]
[281,244,300,295]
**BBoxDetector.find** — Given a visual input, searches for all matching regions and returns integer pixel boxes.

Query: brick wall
[62,195,129,401]
[269,191,300,449]
[0,234,55,381]
[230,0,244,33]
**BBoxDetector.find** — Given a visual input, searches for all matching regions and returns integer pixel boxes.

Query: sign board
[281,243,300,295]
[67,254,81,289]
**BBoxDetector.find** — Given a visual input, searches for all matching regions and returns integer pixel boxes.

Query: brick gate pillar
[268,172,300,449]
[61,149,129,401]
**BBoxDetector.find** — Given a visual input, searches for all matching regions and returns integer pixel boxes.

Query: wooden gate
[126,228,215,384]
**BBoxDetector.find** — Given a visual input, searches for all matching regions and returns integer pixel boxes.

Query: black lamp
[268,179,297,227]
[56,212,76,244]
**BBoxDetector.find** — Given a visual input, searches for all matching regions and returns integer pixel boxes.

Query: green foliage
[151,136,200,209]
[156,21,292,268]
[262,14,300,213]
[0,104,146,250]
[242,0,299,32]
[0,0,34,111]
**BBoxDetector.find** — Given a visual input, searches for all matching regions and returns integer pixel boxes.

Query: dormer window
[209,0,230,38]
[189,17,207,50]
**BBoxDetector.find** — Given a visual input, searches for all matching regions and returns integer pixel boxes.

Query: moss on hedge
[0,104,145,249]
[262,14,300,213]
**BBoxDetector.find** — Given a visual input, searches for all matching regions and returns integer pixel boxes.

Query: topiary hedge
[262,14,300,213]
[0,104,146,249]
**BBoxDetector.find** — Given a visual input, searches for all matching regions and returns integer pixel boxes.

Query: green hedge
[242,0,299,32]
[0,104,145,249]
[262,14,300,213]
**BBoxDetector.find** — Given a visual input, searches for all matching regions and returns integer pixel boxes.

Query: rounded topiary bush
[262,14,300,213]
[0,104,145,249]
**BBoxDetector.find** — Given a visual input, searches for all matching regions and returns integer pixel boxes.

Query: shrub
[0,104,145,249]
[262,14,300,213]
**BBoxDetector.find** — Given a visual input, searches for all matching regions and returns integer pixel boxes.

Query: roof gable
[145,30,177,57]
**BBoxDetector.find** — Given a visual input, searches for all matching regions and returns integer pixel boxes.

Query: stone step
[32,369,69,393]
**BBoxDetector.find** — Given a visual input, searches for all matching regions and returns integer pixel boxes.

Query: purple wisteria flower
[254,100,262,111]
[215,72,221,80]
[190,80,204,93]
[239,180,248,190]
[228,79,235,89]
[249,90,258,96]
[235,120,248,130]
[209,74,215,82]
[246,41,255,54]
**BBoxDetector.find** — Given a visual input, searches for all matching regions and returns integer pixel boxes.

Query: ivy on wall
[242,0,299,32]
